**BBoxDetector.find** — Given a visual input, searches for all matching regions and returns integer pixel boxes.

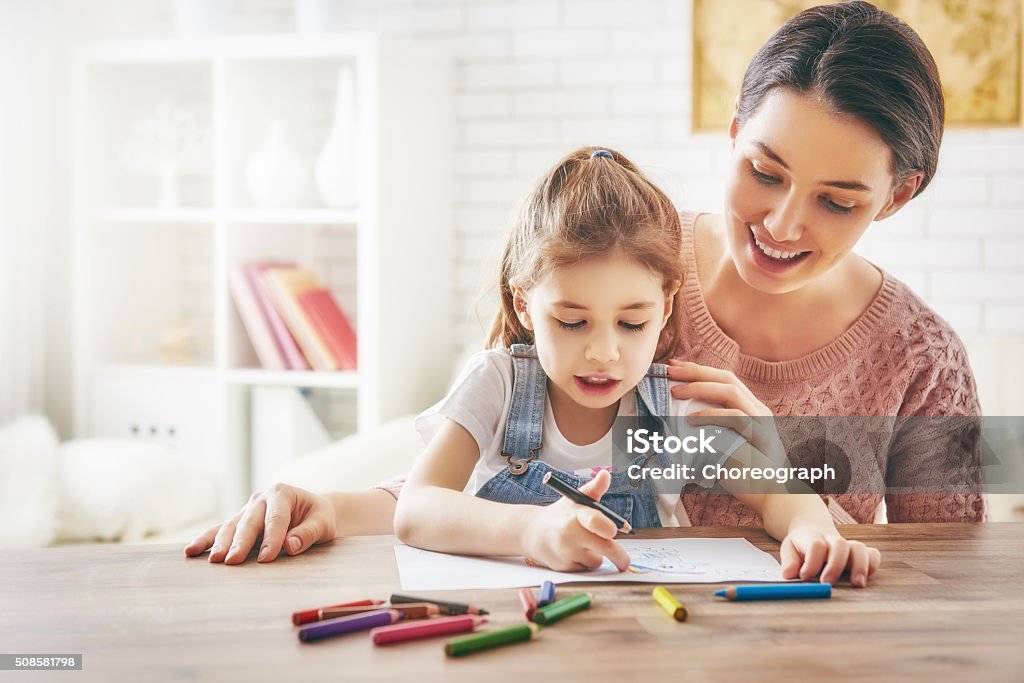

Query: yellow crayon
[652,586,687,622]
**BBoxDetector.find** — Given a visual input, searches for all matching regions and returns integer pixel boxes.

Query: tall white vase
[244,120,304,208]
[315,67,359,208]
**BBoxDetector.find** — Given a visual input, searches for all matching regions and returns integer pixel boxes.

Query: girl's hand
[520,470,632,572]
[667,360,786,465]
[780,526,881,587]
[184,482,337,564]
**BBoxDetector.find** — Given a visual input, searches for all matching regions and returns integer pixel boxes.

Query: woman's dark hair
[735,1,944,197]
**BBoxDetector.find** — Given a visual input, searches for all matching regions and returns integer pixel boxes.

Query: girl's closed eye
[620,321,647,332]
[556,319,586,331]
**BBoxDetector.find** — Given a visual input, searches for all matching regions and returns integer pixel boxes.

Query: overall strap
[500,344,547,473]
[636,362,671,420]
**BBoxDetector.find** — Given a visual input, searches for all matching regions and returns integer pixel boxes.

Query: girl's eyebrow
[752,141,873,192]
[553,300,656,311]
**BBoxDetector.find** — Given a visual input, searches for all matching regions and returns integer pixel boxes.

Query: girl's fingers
[819,536,851,585]
[575,506,619,540]
[577,469,611,500]
[184,523,221,557]
[224,499,268,565]
[779,536,803,580]
[799,537,829,580]
[868,547,882,576]
[572,548,606,572]
[259,489,296,563]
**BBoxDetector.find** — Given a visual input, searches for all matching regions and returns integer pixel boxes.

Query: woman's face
[724,89,919,295]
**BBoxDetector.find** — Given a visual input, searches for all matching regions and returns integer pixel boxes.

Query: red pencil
[518,587,538,620]
[292,599,385,626]
[370,615,487,645]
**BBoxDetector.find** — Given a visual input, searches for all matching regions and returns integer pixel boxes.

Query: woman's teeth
[753,232,805,260]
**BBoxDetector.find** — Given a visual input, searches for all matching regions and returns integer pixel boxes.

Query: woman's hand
[780,525,881,587]
[667,360,786,465]
[519,470,631,573]
[184,482,337,564]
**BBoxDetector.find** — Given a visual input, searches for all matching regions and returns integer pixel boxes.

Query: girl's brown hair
[486,146,683,361]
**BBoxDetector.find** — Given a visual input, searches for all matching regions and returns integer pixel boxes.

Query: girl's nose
[585,332,619,364]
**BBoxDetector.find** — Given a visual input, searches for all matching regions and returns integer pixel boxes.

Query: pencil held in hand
[541,471,634,534]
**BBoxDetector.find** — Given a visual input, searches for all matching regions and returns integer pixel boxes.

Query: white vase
[315,67,359,208]
[244,120,304,209]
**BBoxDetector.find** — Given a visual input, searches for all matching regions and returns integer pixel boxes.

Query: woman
[185,1,982,566]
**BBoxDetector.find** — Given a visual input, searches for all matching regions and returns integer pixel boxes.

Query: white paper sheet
[394,538,786,591]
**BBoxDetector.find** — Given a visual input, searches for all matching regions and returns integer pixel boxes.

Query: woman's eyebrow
[553,300,655,311]
[753,140,873,192]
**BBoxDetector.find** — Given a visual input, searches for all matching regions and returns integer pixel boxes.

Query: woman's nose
[764,192,805,243]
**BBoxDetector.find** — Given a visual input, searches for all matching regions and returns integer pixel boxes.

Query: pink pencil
[370,614,487,645]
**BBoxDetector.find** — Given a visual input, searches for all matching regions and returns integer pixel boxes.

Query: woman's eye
[557,319,586,331]
[821,197,854,214]
[620,321,648,332]
[750,166,781,185]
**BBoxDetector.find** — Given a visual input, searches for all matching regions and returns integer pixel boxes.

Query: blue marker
[538,580,556,607]
[714,583,832,601]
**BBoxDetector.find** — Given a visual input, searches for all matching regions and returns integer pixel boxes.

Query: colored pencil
[538,580,556,607]
[445,623,540,657]
[389,594,488,616]
[298,609,402,642]
[518,587,538,620]
[652,586,687,622]
[532,592,593,625]
[541,471,634,534]
[371,615,487,645]
[714,583,832,601]
[389,602,441,620]
[291,599,384,626]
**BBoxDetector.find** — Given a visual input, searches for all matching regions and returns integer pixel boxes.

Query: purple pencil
[298,609,403,643]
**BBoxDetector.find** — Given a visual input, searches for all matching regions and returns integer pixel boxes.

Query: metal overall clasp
[503,444,542,475]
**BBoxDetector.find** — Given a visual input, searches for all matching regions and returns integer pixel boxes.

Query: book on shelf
[244,262,310,371]
[264,266,357,373]
[228,266,286,370]
[297,288,358,371]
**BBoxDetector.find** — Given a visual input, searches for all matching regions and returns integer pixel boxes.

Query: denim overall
[475,344,670,529]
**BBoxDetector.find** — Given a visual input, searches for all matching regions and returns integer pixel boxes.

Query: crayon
[445,623,540,657]
[390,594,488,616]
[518,587,538,620]
[537,580,556,607]
[542,471,634,534]
[714,583,832,601]
[292,599,385,626]
[532,592,593,626]
[652,586,687,622]
[298,609,402,643]
[389,602,441,620]
[371,615,487,645]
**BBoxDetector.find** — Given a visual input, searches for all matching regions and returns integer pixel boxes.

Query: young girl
[394,146,880,584]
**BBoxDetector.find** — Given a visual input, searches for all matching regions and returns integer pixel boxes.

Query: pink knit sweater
[676,212,985,524]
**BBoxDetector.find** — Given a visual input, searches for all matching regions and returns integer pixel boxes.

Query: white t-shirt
[414,349,741,527]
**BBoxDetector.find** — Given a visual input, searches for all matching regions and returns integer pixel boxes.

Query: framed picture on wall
[692,0,1022,132]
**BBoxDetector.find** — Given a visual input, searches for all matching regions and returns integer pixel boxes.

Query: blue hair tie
[590,149,613,159]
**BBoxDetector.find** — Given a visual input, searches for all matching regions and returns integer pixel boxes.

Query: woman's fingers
[208,515,241,564]
[818,536,851,585]
[283,515,333,556]
[779,536,803,580]
[667,360,737,385]
[673,381,763,416]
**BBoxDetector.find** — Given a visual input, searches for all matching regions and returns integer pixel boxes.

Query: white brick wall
[73,0,1024,358]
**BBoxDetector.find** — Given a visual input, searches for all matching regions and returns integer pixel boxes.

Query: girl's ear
[661,280,681,329]
[511,286,534,331]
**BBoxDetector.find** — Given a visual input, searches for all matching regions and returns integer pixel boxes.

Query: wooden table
[2,524,1022,682]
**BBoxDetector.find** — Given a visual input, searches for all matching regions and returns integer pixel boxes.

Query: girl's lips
[574,376,621,396]
[746,225,811,274]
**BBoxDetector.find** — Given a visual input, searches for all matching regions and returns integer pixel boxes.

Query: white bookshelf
[71,34,452,511]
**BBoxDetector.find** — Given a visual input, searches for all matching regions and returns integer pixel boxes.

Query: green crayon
[444,623,540,657]
[532,592,593,625]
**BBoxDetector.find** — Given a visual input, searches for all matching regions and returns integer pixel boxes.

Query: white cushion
[0,415,59,548]
[274,415,422,492]
[56,438,218,543]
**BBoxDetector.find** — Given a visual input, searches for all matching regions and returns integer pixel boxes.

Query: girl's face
[724,89,921,295]
[514,248,677,412]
